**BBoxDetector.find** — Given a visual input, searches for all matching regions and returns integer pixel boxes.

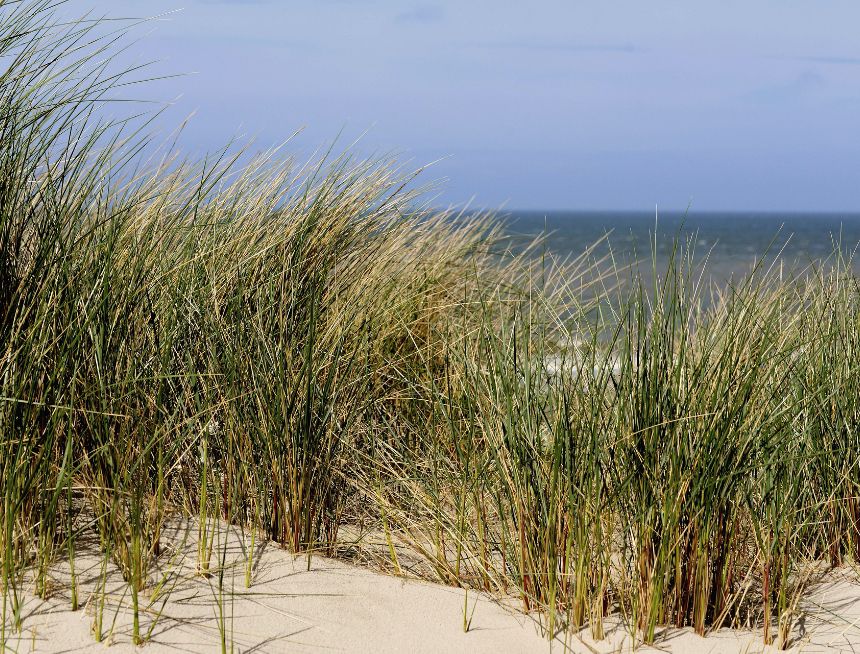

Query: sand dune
[4,521,860,653]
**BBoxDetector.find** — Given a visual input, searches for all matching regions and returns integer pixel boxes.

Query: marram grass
[1,1,860,650]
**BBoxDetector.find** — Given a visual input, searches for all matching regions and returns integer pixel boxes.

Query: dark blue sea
[496,211,860,283]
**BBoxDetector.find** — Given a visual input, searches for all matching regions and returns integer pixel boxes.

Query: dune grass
[2,2,860,650]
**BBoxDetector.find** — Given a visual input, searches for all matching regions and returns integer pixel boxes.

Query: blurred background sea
[495,211,860,283]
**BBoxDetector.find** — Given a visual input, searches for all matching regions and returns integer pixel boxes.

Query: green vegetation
[2,2,860,649]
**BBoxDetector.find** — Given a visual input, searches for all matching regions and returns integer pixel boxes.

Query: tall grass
[2,2,860,650]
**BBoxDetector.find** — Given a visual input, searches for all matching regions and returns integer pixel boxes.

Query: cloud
[746,71,826,104]
[198,0,271,4]
[795,55,860,66]
[468,40,640,54]
[395,5,444,24]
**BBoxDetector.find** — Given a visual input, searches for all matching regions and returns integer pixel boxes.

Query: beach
[8,520,860,653]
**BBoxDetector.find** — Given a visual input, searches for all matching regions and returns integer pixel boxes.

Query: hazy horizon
[62,1,860,212]
[459,208,860,216]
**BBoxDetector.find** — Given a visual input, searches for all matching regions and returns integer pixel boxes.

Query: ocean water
[496,210,860,283]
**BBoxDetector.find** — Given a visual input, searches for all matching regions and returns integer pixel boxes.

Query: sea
[494,211,860,284]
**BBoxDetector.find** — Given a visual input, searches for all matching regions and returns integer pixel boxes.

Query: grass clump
[3,2,860,650]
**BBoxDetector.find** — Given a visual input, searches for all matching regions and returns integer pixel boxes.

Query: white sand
[6,521,860,653]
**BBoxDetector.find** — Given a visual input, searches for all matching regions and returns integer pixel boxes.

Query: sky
[59,1,860,211]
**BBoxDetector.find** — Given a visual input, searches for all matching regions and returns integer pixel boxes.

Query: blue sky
[62,1,860,211]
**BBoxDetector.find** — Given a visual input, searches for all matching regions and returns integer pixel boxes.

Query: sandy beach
[1,520,857,653]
